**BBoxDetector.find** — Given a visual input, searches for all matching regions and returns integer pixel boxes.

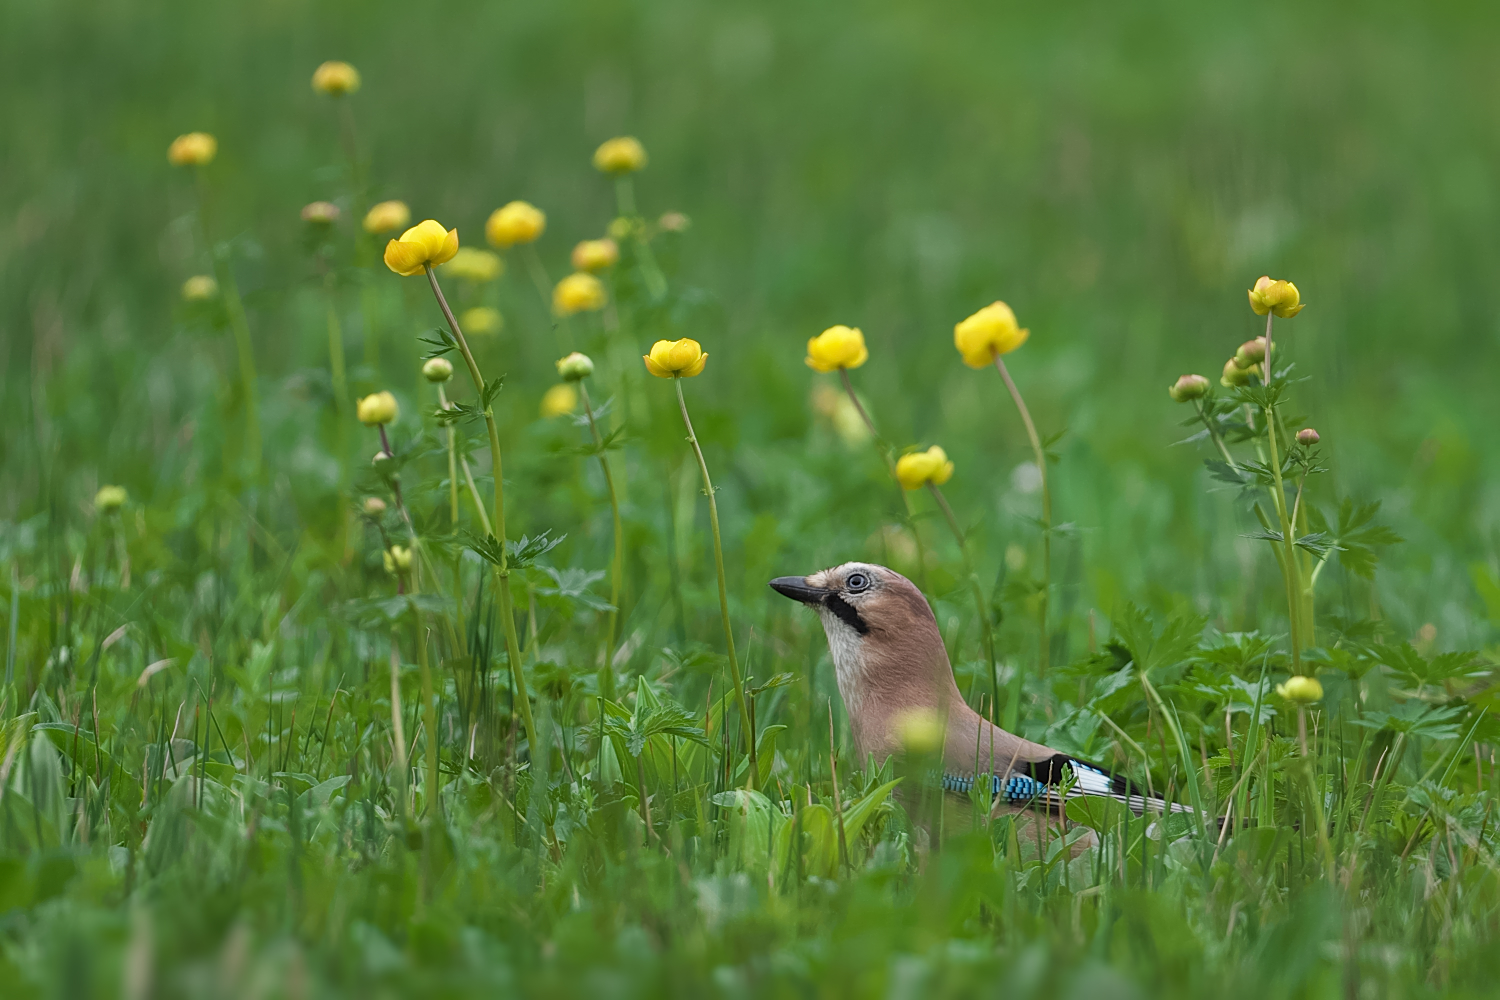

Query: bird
[769,561,1190,845]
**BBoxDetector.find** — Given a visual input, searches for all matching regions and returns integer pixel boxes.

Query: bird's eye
[846,573,870,592]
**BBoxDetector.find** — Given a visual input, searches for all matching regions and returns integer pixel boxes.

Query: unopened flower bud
[1276,675,1323,704]
[168,132,216,166]
[1221,357,1257,387]
[94,485,128,513]
[422,357,453,383]
[1297,427,1320,446]
[383,545,412,575]
[593,136,648,175]
[1168,374,1210,403]
[556,352,594,381]
[363,497,387,516]
[311,61,361,96]
[1234,337,1267,369]
[608,216,637,242]
[301,201,340,224]
[658,211,690,232]
[356,391,399,426]
[181,275,218,302]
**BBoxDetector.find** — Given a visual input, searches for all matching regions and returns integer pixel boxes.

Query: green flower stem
[324,273,349,413]
[1260,314,1304,674]
[579,382,624,701]
[836,368,929,592]
[992,355,1050,675]
[927,483,998,711]
[412,616,440,819]
[672,376,756,782]
[1192,399,1240,473]
[424,264,538,759]
[438,385,467,639]
[613,177,667,302]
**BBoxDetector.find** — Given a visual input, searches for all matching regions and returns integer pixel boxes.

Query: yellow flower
[444,247,503,283]
[94,485,128,513]
[643,338,708,378]
[181,275,218,301]
[384,545,413,575]
[593,136,648,174]
[553,272,606,316]
[896,446,954,490]
[1276,675,1323,704]
[486,201,546,248]
[301,201,340,224]
[954,301,1029,368]
[1247,276,1305,318]
[893,707,945,756]
[571,238,619,273]
[805,325,869,373]
[556,352,594,381]
[461,306,502,335]
[1168,374,1210,403]
[540,383,579,417]
[422,358,453,383]
[356,391,399,426]
[363,200,410,234]
[311,61,361,95]
[383,220,459,276]
[168,132,216,167]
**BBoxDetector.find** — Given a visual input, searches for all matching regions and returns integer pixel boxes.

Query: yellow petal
[643,354,673,378]
[432,228,460,266]
[383,239,425,276]
[681,352,708,378]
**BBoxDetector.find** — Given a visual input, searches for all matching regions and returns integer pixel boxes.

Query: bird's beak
[769,576,832,604]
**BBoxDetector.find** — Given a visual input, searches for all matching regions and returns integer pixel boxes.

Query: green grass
[4,0,1500,996]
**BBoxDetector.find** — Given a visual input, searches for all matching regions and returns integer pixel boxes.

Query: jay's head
[768,562,933,643]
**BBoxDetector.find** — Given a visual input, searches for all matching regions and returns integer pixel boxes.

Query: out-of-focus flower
[312,61,361,95]
[181,275,219,301]
[363,497,387,516]
[461,306,502,335]
[608,217,637,241]
[810,384,871,448]
[444,247,503,283]
[301,201,340,224]
[553,272,606,316]
[357,391,399,426]
[805,325,869,373]
[540,383,578,417]
[571,238,619,273]
[384,545,412,575]
[643,338,708,378]
[658,211,690,232]
[422,358,453,383]
[1276,675,1323,703]
[168,132,217,166]
[1169,374,1210,402]
[896,446,954,490]
[94,485,128,513]
[894,707,945,756]
[486,201,545,248]
[1297,427,1320,446]
[384,220,459,276]
[1221,357,1258,387]
[363,200,410,234]
[556,352,594,382]
[1248,276,1305,318]
[593,136,648,174]
[1234,337,1267,368]
[954,301,1029,368]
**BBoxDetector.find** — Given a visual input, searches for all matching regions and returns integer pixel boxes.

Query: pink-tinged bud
[1234,337,1266,369]
[1169,374,1210,403]
[1297,428,1320,445]
[1221,357,1256,387]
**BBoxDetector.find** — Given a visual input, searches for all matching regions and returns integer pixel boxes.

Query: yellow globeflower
[553,272,606,316]
[384,220,459,276]
[954,301,1029,368]
[486,201,546,248]
[94,485,128,513]
[356,391,399,426]
[301,201,340,224]
[593,136,648,174]
[168,132,217,167]
[311,61,361,95]
[571,238,619,273]
[384,545,413,575]
[643,338,708,378]
[805,325,868,372]
[893,707,945,756]
[444,247,503,283]
[540,383,579,417]
[461,306,502,335]
[363,200,410,234]
[181,275,218,301]
[1276,675,1323,703]
[1247,276,1305,318]
[895,446,954,490]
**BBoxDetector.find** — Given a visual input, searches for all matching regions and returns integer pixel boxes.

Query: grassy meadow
[5,0,1500,995]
